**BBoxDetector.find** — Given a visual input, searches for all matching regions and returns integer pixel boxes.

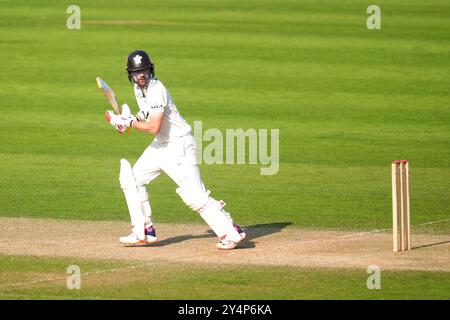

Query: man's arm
[132,112,164,135]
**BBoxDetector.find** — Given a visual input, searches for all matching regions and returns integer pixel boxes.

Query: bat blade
[96,77,131,135]
[96,77,121,114]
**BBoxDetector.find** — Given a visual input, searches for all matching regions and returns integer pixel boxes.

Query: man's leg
[174,165,246,249]
[137,185,153,228]
[133,142,163,243]
[134,185,157,242]
[118,159,147,244]
[119,142,161,245]
[159,135,245,249]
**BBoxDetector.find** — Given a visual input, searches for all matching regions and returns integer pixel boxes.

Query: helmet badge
[133,55,143,64]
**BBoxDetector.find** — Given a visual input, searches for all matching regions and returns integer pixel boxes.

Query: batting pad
[176,186,242,242]
[119,159,145,239]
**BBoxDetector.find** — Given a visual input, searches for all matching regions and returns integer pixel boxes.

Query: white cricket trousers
[133,134,204,201]
[123,133,244,244]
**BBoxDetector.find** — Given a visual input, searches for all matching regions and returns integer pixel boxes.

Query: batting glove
[105,104,137,134]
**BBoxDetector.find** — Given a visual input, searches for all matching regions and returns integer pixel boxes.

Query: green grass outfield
[0,0,449,299]
[1,255,449,300]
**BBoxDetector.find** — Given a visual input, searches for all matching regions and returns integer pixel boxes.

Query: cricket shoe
[119,233,148,246]
[119,226,158,246]
[216,238,245,250]
[144,225,158,244]
[216,225,246,250]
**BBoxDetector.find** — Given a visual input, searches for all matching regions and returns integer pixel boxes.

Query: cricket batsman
[105,50,246,250]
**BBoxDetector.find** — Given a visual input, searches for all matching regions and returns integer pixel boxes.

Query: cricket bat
[96,77,121,114]
[96,77,131,134]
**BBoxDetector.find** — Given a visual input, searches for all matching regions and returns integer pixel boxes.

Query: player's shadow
[153,233,215,247]
[235,222,293,249]
[151,222,292,248]
[242,222,293,240]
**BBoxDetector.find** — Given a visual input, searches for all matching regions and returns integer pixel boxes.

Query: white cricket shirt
[134,78,192,143]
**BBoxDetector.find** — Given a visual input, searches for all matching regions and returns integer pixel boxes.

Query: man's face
[131,69,150,88]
